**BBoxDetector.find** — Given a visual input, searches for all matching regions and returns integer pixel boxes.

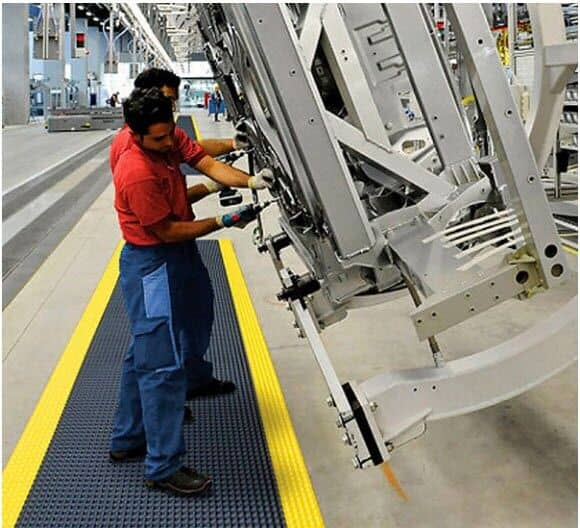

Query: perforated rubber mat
[16,240,285,527]
[176,114,199,176]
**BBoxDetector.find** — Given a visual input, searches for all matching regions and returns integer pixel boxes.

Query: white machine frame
[198,3,577,469]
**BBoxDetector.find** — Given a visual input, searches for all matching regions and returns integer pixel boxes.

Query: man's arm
[149,204,258,242]
[179,129,269,189]
[149,217,221,243]
[187,183,213,204]
[194,155,252,188]
[197,138,235,158]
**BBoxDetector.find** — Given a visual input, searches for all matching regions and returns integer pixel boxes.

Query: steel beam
[384,4,475,167]
[230,4,378,262]
[446,4,569,289]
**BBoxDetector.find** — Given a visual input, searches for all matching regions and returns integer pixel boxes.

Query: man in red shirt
[111,69,266,404]
[109,88,271,496]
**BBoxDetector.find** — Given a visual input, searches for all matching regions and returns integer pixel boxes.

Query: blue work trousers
[110,241,214,480]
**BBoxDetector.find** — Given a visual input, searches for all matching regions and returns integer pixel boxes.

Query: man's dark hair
[123,88,174,136]
[134,68,181,90]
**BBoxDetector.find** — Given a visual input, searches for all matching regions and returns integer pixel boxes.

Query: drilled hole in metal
[516,270,529,284]
[545,244,558,258]
[551,264,564,277]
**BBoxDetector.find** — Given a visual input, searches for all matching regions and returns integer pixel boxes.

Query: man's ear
[130,130,144,145]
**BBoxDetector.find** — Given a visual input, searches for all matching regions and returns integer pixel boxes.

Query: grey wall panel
[3,4,30,125]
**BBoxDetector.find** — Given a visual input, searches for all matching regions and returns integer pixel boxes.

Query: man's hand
[233,130,250,150]
[248,168,274,190]
[216,204,259,229]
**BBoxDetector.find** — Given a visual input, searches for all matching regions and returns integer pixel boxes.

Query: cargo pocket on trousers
[133,318,177,371]
[142,262,171,319]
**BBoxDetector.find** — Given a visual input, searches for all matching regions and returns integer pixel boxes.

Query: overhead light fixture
[86,10,93,16]
[77,5,85,10]
[93,16,99,22]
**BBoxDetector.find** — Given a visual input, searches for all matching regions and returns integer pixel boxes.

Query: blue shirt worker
[109,87,272,496]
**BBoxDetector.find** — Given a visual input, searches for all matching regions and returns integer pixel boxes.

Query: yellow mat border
[191,115,202,141]
[175,113,201,142]
[219,239,324,528]
[2,241,124,528]
[194,113,323,524]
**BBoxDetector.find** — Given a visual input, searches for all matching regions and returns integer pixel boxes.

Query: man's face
[137,122,175,154]
[161,85,178,111]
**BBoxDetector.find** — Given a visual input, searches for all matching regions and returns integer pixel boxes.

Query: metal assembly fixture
[197,4,577,469]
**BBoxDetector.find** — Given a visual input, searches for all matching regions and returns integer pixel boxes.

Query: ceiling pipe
[119,3,174,69]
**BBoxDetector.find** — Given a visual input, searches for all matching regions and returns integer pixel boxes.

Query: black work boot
[187,378,236,399]
[109,444,147,462]
[145,467,212,496]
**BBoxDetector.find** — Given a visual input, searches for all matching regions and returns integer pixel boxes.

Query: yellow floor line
[176,113,202,141]
[219,239,325,528]
[2,241,123,528]
[191,114,202,141]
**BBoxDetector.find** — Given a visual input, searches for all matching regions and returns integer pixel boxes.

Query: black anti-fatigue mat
[176,114,199,176]
[17,240,285,527]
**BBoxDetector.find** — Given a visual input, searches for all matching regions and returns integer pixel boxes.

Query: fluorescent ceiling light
[121,3,174,68]
[86,10,92,16]
[77,5,85,10]
[93,16,99,21]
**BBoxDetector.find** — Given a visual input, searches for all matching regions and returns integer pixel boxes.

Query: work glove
[248,168,274,190]
[202,180,224,193]
[233,130,250,150]
[216,204,259,229]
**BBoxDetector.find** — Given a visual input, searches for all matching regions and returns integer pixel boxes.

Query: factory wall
[28,25,142,107]
[3,4,30,125]
[29,25,110,107]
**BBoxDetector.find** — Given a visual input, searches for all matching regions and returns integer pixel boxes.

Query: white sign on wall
[175,61,213,78]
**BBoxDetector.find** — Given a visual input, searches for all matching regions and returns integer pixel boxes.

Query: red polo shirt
[113,142,205,246]
[110,124,207,173]
[111,124,208,246]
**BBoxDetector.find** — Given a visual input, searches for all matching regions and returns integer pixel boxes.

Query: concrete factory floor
[2,123,113,192]
[3,109,577,527]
